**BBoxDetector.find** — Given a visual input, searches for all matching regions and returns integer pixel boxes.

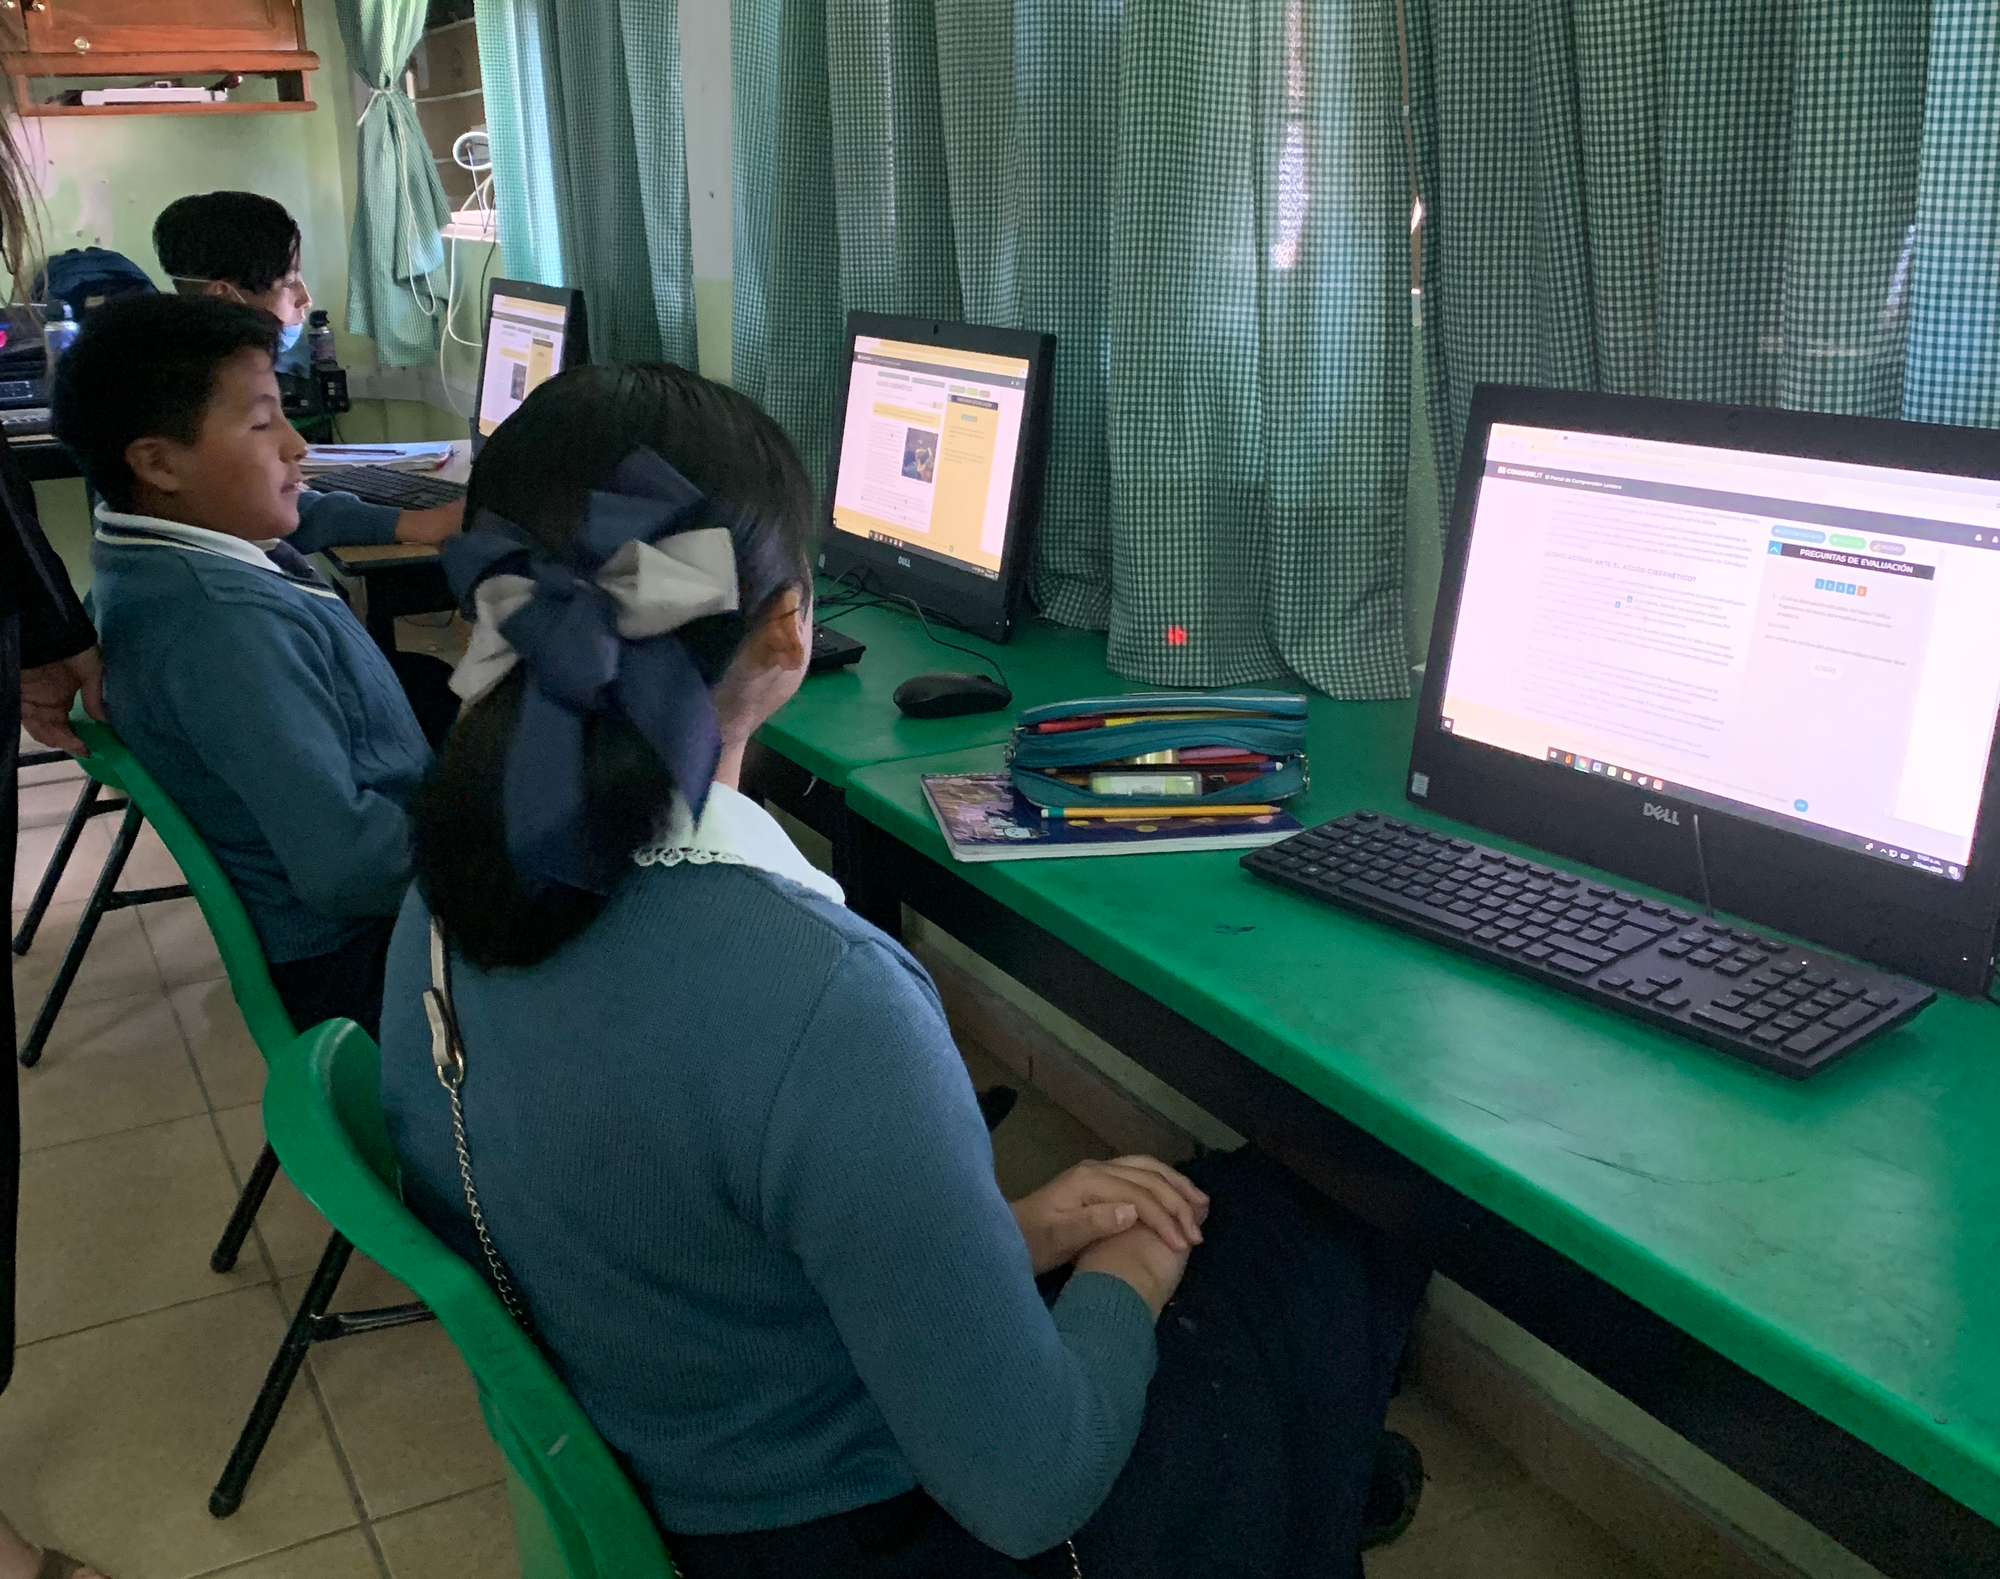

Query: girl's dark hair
[413,362,814,970]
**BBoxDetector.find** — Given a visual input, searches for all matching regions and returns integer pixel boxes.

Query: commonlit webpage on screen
[1439,423,2000,881]
[829,336,1029,580]
[478,294,569,436]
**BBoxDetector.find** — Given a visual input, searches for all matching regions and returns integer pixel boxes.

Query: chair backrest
[72,715,295,1055]
[264,1019,678,1579]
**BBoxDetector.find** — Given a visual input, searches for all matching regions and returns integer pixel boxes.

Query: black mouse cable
[888,592,1010,692]
[812,592,891,627]
[807,572,1011,690]
[813,565,875,611]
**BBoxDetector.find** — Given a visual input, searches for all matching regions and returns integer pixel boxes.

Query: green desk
[754,600,1145,908]
[831,697,2000,1578]
[764,598,1137,787]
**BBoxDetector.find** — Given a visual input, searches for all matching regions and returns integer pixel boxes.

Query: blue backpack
[36,246,156,323]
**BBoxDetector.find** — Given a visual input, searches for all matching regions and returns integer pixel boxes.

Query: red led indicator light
[1166,624,1188,647]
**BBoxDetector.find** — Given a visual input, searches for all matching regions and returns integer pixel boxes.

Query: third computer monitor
[471,278,589,452]
[1412,385,2000,993]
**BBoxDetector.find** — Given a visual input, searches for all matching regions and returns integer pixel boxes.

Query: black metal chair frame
[14,776,191,1064]
[11,747,107,955]
[211,1229,432,1516]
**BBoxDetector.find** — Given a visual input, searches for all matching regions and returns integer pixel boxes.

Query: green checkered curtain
[1905,0,1999,427]
[474,0,568,287]
[471,0,699,368]
[732,0,963,492]
[933,3,1118,633]
[1407,0,1939,513]
[734,0,1415,697]
[336,0,451,365]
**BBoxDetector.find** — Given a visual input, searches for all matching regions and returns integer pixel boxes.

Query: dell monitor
[471,278,589,453]
[1414,386,2000,995]
[818,313,1055,643]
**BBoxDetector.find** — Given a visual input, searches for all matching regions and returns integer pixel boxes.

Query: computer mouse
[893,672,1015,718]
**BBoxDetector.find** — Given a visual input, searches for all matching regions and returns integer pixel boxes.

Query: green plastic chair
[51,718,306,1275]
[49,717,431,1518]
[68,715,295,1048]
[263,1018,679,1578]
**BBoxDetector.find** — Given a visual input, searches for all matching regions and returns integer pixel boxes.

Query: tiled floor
[11,750,1652,1578]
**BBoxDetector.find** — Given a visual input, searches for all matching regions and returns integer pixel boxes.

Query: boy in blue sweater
[50,294,431,1034]
[152,190,464,555]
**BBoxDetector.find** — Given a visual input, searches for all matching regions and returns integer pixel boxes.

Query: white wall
[681,0,734,380]
[682,0,733,282]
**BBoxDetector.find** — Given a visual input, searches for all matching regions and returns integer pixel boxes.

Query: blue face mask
[275,321,304,355]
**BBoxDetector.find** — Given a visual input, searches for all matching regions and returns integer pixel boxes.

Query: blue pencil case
[1008,691,1309,810]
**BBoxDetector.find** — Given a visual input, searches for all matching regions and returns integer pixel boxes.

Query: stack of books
[921,773,1301,862]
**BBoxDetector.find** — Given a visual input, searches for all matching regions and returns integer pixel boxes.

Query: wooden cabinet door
[23,0,305,56]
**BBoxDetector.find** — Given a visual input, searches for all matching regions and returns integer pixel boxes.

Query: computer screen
[827,333,1033,581]
[1437,422,2000,883]
[476,287,576,437]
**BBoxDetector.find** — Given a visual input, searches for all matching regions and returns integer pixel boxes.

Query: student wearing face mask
[151,191,464,555]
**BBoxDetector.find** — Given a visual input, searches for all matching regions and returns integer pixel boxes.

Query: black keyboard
[305,465,467,511]
[809,624,866,673]
[1241,811,1934,1078]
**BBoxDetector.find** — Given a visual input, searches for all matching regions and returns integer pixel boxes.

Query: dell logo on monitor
[1643,802,1681,826]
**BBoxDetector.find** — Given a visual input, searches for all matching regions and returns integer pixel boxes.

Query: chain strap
[424,922,1082,1576]
[423,918,534,1333]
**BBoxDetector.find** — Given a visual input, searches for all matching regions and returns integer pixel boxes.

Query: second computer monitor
[471,278,589,452]
[819,313,1055,643]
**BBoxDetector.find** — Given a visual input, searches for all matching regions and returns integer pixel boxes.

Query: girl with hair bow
[377,362,1423,1579]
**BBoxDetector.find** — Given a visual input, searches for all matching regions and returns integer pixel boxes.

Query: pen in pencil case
[1051,805,1282,821]
[1044,769,1283,796]
[1114,750,1289,768]
[1023,712,1287,734]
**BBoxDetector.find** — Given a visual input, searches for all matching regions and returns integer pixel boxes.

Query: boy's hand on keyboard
[393,499,466,545]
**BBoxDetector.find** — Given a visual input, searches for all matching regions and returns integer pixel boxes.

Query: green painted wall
[25,0,457,583]
[695,275,733,386]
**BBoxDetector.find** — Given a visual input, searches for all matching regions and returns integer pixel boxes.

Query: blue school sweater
[377,789,1158,1558]
[290,487,399,556]
[90,506,430,963]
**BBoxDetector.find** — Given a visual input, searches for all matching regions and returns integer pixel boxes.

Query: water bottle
[42,301,78,367]
[308,309,338,369]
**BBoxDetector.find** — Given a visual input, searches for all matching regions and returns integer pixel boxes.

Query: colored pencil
[1056,805,1280,821]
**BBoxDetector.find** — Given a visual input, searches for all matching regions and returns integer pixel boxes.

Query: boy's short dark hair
[153,191,302,296]
[51,294,278,511]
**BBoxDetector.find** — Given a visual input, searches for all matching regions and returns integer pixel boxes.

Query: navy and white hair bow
[443,447,753,896]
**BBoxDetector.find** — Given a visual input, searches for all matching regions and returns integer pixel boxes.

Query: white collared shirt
[92,504,341,600]
[633,782,846,905]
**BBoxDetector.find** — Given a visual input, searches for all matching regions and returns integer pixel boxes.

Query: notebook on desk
[924,772,1297,862]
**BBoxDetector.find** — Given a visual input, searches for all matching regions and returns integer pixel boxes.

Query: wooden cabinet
[21,0,305,57]
[3,1,318,116]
